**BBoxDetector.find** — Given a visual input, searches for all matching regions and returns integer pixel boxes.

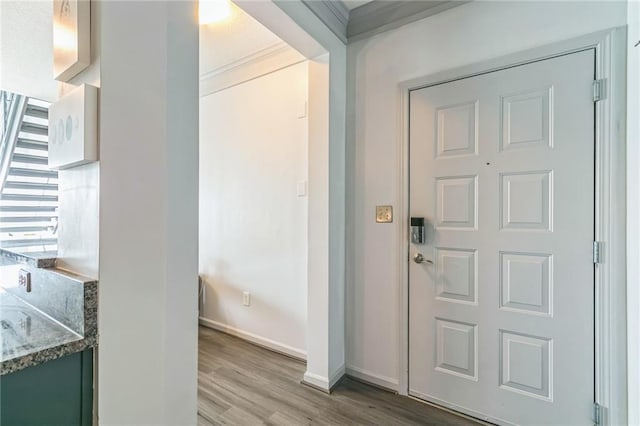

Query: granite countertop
[0,266,97,375]
[0,289,82,363]
[0,248,57,269]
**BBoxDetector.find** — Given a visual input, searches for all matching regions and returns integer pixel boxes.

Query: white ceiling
[0,0,383,99]
[0,0,291,98]
[199,2,285,77]
[0,1,57,101]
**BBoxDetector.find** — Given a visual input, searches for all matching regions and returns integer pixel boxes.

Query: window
[0,91,58,253]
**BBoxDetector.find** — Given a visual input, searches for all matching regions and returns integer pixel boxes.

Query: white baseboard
[303,371,331,391]
[198,317,307,361]
[302,364,345,392]
[345,365,399,392]
[329,364,346,388]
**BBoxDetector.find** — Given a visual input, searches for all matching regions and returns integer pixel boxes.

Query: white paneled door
[408,50,595,425]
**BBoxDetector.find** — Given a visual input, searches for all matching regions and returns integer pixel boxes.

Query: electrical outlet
[242,291,251,307]
[18,269,31,293]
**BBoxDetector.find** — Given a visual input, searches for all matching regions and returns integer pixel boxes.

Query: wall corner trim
[302,371,331,391]
[329,363,346,388]
[302,364,346,393]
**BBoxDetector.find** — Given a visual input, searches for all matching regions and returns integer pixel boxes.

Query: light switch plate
[297,100,308,119]
[376,205,393,223]
[297,181,307,197]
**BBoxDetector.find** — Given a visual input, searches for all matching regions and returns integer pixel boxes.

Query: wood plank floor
[198,326,481,425]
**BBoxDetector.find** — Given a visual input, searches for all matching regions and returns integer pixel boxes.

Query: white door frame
[397,27,627,425]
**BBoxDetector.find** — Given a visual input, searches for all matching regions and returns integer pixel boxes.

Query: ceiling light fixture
[199,0,231,25]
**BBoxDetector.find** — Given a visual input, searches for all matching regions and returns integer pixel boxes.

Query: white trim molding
[301,0,466,44]
[199,42,305,97]
[302,371,331,392]
[346,365,399,391]
[303,363,346,392]
[199,317,307,361]
[397,27,628,425]
[626,2,640,424]
[346,1,468,42]
[302,0,349,43]
[593,27,628,426]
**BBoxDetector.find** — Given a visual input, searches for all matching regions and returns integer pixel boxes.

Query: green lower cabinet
[1,349,93,426]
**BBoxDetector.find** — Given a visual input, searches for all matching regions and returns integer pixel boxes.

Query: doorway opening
[198,0,310,361]
[197,0,331,421]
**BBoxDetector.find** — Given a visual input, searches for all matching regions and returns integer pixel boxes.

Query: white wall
[627,1,639,424]
[55,0,102,280]
[199,61,309,358]
[98,1,198,424]
[346,1,627,391]
[0,1,57,101]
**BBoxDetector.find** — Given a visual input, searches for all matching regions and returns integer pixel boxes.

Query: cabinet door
[1,349,93,426]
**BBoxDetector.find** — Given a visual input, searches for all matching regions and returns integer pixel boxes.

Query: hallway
[198,327,480,425]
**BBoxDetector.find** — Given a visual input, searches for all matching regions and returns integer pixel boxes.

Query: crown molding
[200,42,290,81]
[347,1,469,42]
[301,0,349,43]
[200,42,305,96]
[322,0,350,26]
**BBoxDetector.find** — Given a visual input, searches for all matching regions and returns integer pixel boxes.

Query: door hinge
[593,79,607,102]
[593,402,605,426]
[593,241,602,264]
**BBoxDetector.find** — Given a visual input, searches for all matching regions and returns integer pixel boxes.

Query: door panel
[408,50,595,425]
